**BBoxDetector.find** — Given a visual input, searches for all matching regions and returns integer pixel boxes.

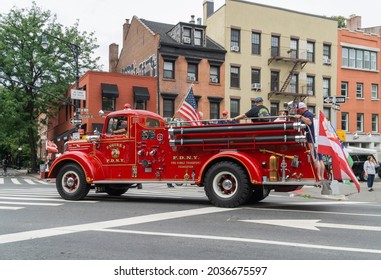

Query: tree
[0,2,100,171]
[331,16,347,28]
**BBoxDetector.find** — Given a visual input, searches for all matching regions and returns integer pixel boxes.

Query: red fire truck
[47,105,329,208]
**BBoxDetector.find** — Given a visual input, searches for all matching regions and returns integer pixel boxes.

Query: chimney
[123,19,130,42]
[109,43,119,72]
[197,17,202,25]
[346,14,362,30]
[190,15,195,24]
[203,0,214,19]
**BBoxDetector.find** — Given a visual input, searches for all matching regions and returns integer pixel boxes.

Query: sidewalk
[9,168,381,204]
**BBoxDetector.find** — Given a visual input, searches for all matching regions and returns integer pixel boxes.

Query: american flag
[177,86,202,126]
[317,111,360,192]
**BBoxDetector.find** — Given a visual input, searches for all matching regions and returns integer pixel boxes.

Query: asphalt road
[1,177,380,261]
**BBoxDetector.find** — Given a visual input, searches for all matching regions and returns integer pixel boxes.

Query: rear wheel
[56,163,90,200]
[204,161,251,208]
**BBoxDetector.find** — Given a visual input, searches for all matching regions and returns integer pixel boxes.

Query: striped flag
[317,111,360,192]
[177,86,202,126]
[46,140,58,153]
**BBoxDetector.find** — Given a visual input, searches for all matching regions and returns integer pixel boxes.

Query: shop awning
[101,83,119,98]
[133,86,150,101]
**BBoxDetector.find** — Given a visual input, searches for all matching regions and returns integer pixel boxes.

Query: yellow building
[203,0,338,121]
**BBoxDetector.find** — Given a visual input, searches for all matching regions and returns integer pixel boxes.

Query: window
[102,96,116,112]
[290,38,298,59]
[357,113,364,132]
[307,41,315,62]
[270,71,279,91]
[306,76,315,95]
[290,74,298,93]
[251,32,261,55]
[209,102,219,119]
[162,98,175,118]
[210,65,220,83]
[371,84,379,99]
[270,103,279,116]
[323,78,330,97]
[230,99,240,118]
[271,35,280,57]
[342,46,378,71]
[183,27,191,43]
[323,44,331,62]
[163,60,175,79]
[341,82,348,97]
[187,63,198,81]
[372,114,379,133]
[356,83,363,98]
[251,68,261,89]
[231,29,240,51]
[230,66,240,88]
[194,29,202,46]
[341,112,349,131]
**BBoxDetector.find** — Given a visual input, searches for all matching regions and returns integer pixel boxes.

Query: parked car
[347,147,379,181]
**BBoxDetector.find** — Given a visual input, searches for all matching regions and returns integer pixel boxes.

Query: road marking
[0,196,98,203]
[96,228,381,255]
[0,207,235,244]
[0,178,3,184]
[0,206,24,210]
[246,206,381,217]
[240,219,381,232]
[10,179,21,185]
[24,179,36,185]
[0,201,61,206]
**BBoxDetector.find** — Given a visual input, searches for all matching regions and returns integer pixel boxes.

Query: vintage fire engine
[47,105,329,208]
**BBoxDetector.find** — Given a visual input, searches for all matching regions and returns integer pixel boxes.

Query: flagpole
[171,83,194,120]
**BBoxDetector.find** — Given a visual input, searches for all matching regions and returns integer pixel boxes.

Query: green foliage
[331,16,347,28]
[0,1,100,170]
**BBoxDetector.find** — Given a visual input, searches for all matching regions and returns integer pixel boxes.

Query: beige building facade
[203,0,338,121]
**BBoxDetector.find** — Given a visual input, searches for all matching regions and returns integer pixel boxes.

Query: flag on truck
[46,140,58,153]
[177,86,202,126]
[317,110,360,192]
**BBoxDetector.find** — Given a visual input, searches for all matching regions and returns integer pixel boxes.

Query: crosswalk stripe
[24,179,36,185]
[0,196,98,203]
[0,178,3,184]
[0,206,24,210]
[0,201,61,206]
[10,178,21,185]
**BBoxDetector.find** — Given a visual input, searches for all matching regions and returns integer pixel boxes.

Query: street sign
[324,96,346,104]
[71,89,86,100]
[70,118,83,126]
[332,103,341,111]
[81,114,94,119]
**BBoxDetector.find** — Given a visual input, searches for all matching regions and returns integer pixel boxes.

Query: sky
[1,0,380,71]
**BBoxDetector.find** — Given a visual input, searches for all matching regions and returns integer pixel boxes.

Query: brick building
[110,15,226,119]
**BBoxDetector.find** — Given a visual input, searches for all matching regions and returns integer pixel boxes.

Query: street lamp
[41,32,82,133]
[17,147,22,170]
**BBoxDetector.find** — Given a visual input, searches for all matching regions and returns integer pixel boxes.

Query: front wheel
[56,163,90,200]
[204,161,251,208]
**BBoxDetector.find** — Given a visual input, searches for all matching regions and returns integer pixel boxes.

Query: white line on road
[10,179,21,185]
[0,196,98,203]
[0,206,24,210]
[0,201,61,206]
[0,178,3,184]
[0,207,235,244]
[96,228,381,255]
[24,179,36,185]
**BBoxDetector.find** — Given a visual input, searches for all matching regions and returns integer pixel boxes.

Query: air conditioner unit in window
[307,90,314,95]
[211,77,218,83]
[251,83,261,90]
[323,57,331,65]
[183,37,191,44]
[231,45,240,52]
[188,75,196,81]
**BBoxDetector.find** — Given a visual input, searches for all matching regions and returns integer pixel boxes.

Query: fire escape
[268,46,308,101]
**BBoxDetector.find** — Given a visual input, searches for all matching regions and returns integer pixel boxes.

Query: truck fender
[199,151,263,184]
[47,152,103,184]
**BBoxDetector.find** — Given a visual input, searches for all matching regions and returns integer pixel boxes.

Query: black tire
[56,163,90,200]
[105,186,128,196]
[248,187,270,203]
[204,161,252,208]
